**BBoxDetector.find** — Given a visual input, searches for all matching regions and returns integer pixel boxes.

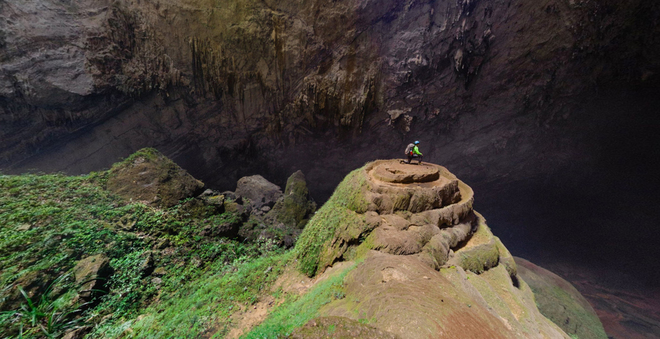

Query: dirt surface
[226,296,277,339]
[291,316,400,339]
[224,261,356,338]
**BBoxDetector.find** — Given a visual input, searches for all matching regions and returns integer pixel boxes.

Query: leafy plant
[3,274,88,338]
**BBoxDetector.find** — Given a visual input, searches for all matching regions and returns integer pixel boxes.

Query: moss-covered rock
[296,160,476,277]
[0,269,59,312]
[106,148,204,208]
[296,202,373,277]
[495,237,517,279]
[266,170,316,228]
[73,254,113,299]
[294,166,376,276]
[515,257,608,339]
[235,175,283,210]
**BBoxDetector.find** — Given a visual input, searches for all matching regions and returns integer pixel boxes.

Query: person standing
[404,140,423,164]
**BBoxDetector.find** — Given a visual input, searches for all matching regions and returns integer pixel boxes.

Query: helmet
[414,141,420,144]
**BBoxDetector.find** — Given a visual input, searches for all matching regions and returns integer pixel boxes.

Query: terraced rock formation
[293,159,603,338]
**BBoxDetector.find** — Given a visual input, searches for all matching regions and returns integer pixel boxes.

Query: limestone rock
[62,327,90,339]
[106,148,204,208]
[235,175,283,210]
[0,269,58,312]
[318,251,570,339]
[289,160,603,338]
[296,160,475,276]
[73,254,112,299]
[266,170,316,228]
[152,267,167,276]
[515,257,608,339]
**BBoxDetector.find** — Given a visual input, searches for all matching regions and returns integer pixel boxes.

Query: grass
[0,157,378,338]
[95,250,292,338]
[0,169,286,338]
[243,261,356,338]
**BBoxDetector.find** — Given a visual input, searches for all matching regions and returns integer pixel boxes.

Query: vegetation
[243,262,355,338]
[0,167,285,338]
[96,250,291,338]
[294,166,371,277]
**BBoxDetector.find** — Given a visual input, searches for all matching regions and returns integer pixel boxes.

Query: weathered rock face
[1,0,659,202]
[231,171,316,247]
[0,269,58,312]
[73,254,113,300]
[106,148,205,208]
[235,175,283,210]
[293,160,589,338]
[515,257,608,339]
[265,170,316,229]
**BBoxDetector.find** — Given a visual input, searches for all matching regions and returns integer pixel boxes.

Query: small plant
[4,274,88,338]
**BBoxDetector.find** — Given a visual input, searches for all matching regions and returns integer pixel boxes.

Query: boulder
[200,216,242,239]
[106,148,204,208]
[0,269,58,312]
[265,171,316,228]
[73,254,113,299]
[235,175,283,210]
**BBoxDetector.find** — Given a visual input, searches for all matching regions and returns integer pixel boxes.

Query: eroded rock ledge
[296,159,498,277]
[293,159,602,338]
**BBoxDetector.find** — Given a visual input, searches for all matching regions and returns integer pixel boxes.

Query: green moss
[0,169,282,338]
[454,243,500,274]
[267,171,315,228]
[494,237,517,278]
[329,168,370,213]
[106,148,203,208]
[296,202,364,277]
[111,148,162,169]
[243,262,356,338]
[295,166,372,277]
[117,252,293,339]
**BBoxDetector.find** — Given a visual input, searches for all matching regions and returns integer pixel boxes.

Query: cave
[1,0,659,337]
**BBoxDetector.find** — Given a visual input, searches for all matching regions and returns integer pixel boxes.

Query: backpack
[404,143,414,155]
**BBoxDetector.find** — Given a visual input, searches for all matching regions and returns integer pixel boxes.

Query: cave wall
[1,0,659,199]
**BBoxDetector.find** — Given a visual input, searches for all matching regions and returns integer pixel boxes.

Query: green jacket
[413,145,422,156]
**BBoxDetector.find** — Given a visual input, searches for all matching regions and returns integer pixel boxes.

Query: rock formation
[1,0,658,201]
[231,171,317,247]
[293,159,602,338]
[515,257,608,339]
[73,254,113,300]
[106,148,204,208]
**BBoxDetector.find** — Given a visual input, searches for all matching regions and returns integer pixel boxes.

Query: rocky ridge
[292,159,606,338]
[0,149,606,338]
